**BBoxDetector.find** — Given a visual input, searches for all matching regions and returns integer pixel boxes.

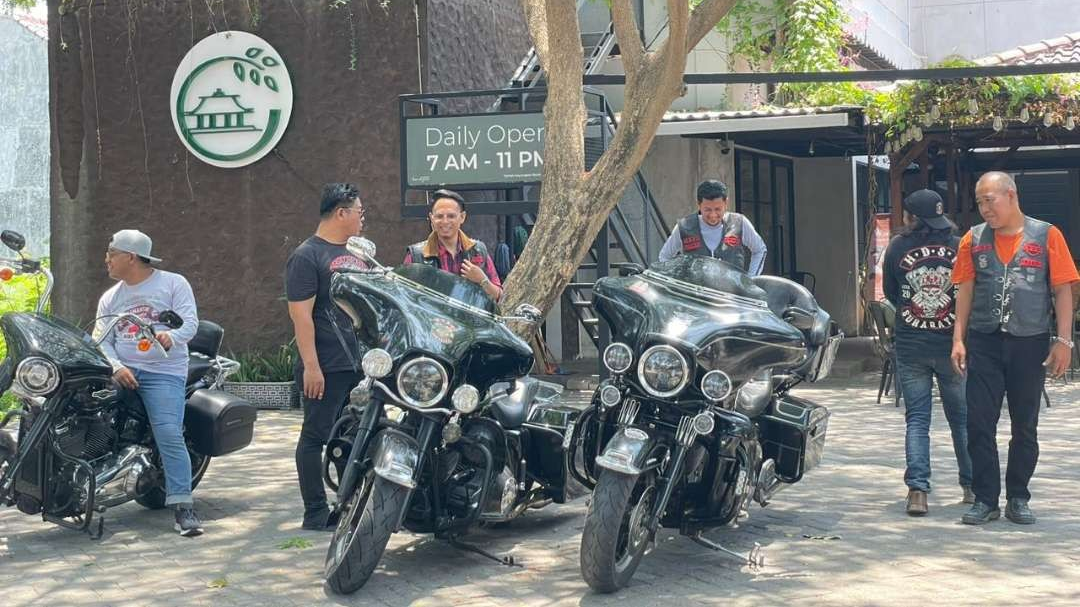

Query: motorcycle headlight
[361,348,393,379]
[13,357,60,397]
[602,342,633,374]
[451,384,480,414]
[636,344,689,398]
[396,357,448,408]
[701,370,733,402]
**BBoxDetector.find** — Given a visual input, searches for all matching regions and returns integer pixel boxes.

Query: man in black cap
[883,189,972,517]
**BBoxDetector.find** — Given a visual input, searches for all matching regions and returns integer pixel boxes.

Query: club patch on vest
[723,235,741,247]
[972,244,992,254]
[1023,242,1044,257]
[471,255,484,265]
[682,236,703,251]
[898,245,958,331]
[1020,258,1044,269]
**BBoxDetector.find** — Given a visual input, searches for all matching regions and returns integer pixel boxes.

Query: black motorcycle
[321,238,580,594]
[0,230,257,537]
[570,256,841,592]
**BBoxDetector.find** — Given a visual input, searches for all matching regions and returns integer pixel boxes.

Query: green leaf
[208,578,228,589]
[233,63,245,82]
[277,537,313,550]
[245,47,263,59]
[265,76,279,93]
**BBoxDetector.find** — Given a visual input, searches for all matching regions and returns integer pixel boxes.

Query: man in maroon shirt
[404,189,503,301]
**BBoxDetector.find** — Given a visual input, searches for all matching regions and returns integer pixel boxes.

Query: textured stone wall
[0,17,49,258]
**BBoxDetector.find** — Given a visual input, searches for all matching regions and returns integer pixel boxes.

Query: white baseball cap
[108,229,162,264]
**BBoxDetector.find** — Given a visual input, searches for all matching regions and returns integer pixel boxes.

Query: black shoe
[1004,498,1036,525]
[961,502,1000,525]
[301,507,339,532]
[174,506,204,537]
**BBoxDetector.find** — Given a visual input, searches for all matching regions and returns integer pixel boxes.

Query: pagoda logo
[170,31,293,168]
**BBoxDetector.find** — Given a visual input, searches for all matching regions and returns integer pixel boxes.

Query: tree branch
[536,0,586,192]
[521,0,550,67]
[687,0,737,51]
[611,0,643,77]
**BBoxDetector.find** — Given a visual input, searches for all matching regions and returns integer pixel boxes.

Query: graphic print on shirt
[328,254,366,273]
[898,244,957,330]
[114,303,161,342]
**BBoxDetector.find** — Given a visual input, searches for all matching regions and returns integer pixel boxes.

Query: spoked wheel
[135,447,211,510]
[580,470,657,593]
[325,475,409,595]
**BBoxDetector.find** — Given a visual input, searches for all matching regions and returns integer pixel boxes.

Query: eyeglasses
[105,249,133,258]
[342,206,365,218]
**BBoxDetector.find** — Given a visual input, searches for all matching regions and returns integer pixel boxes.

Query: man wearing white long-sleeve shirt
[657,179,768,275]
[93,229,203,537]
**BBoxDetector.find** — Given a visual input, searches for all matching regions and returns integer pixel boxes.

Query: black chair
[867,300,901,407]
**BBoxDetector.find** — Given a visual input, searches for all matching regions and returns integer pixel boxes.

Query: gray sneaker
[1004,498,1036,525]
[174,506,204,537]
[961,502,1000,525]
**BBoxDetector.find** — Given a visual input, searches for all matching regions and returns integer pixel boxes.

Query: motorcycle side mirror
[346,236,380,267]
[618,263,645,277]
[511,303,543,324]
[1,230,26,253]
[158,310,184,330]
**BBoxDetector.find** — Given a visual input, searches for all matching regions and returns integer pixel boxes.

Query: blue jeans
[133,369,192,506]
[895,346,972,492]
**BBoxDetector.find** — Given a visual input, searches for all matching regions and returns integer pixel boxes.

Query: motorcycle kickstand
[87,516,105,541]
[446,536,522,568]
[688,532,765,570]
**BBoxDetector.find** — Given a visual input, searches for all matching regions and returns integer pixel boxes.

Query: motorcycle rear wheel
[135,449,211,510]
[325,476,408,594]
[580,470,656,593]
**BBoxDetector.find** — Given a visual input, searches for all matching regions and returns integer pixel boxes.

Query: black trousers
[294,369,361,515]
[965,330,1048,509]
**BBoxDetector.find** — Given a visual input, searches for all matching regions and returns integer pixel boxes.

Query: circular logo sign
[170,31,293,168]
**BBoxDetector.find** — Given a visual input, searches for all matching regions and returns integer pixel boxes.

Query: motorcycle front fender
[595,426,657,476]
[371,429,420,489]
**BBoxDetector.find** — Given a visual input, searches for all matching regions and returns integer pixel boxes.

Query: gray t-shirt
[94,270,199,378]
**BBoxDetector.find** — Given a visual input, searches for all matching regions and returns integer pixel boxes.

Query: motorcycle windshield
[0,312,113,381]
[330,264,532,385]
[594,256,806,379]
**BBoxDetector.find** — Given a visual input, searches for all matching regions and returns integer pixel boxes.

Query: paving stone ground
[3,372,1080,606]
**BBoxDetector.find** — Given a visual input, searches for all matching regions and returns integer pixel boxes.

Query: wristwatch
[1052,335,1075,349]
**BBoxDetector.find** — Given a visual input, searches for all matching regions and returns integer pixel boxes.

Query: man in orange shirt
[951,171,1079,526]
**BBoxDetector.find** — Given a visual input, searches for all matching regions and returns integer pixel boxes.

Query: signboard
[868,213,892,301]
[170,31,294,168]
[405,113,545,186]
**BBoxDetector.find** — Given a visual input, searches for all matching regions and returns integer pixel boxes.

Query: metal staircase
[496,7,670,352]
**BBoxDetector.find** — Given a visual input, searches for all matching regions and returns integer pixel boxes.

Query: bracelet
[1052,335,1075,349]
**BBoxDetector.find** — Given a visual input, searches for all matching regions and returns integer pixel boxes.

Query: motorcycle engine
[55,412,117,461]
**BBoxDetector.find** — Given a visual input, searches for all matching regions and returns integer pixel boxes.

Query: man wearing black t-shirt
[285,183,367,531]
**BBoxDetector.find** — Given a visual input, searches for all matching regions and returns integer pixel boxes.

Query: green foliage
[277,536,313,550]
[2,0,37,9]
[227,342,297,383]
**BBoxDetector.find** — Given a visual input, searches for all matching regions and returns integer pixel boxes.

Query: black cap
[902,189,951,230]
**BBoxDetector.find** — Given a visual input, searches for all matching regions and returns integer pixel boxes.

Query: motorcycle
[0,230,257,537]
[322,238,580,594]
[570,255,842,592]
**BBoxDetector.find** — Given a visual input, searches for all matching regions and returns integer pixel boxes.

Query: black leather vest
[406,239,492,272]
[968,217,1053,336]
[676,213,749,271]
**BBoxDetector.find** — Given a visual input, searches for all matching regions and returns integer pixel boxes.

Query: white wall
[910,0,1080,63]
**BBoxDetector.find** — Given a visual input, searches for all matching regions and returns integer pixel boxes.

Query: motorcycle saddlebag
[185,389,257,456]
[758,395,829,483]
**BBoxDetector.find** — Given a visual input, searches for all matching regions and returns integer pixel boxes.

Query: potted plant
[222,343,299,409]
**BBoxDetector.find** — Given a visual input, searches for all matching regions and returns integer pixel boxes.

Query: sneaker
[961,486,976,504]
[1004,498,1036,525]
[174,506,204,537]
[961,502,1000,525]
[905,490,928,516]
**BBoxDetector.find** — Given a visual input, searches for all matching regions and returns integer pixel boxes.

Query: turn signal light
[0,267,13,281]
[137,339,152,352]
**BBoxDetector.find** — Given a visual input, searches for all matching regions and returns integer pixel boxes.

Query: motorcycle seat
[488,377,540,429]
[189,321,224,358]
[751,275,830,348]
[187,353,215,388]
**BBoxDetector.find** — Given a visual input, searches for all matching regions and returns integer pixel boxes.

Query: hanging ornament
[914,126,924,141]
[930,104,942,121]
[1067,116,1076,131]
[968,99,979,115]
[922,113,934,127]
[1043,113,1055,127]
[993,116,1005,131]
[1019,106,1030,123]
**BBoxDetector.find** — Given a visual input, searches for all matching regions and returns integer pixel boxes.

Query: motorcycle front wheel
[579,470,657,593]
[325,476,409,594]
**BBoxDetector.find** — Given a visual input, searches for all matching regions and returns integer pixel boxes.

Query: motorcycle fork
[0,399,56,501]
[335,399,384,504]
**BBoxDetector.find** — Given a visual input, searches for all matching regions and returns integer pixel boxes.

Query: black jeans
[294,368,361,516]
[965,330,1048,509]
